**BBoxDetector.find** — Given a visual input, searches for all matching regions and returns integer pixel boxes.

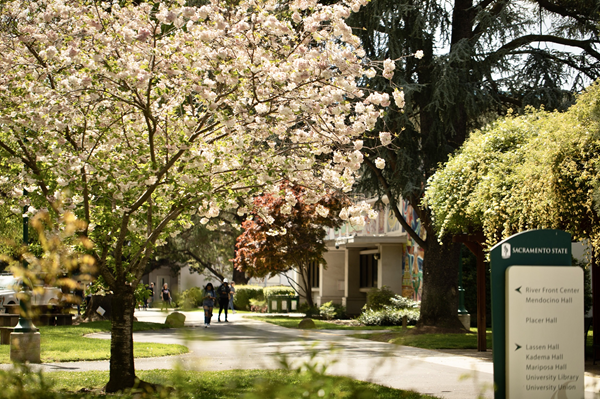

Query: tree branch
[185,250,225,281]
[535,0,599,30]
[487,34,600,63]
[363,157,427,249]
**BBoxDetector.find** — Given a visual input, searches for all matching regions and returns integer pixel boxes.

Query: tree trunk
[417,227,465,330]
[299,266,314,308]
[232,268,250,285]
[105,284,137,393]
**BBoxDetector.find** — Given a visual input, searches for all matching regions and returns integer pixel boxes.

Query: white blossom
[316,204,329,217]
[375,157,386,169]
[379,132,392,146]
[339,208,349,220]
[383,59,395,80]
[393,89,405,109]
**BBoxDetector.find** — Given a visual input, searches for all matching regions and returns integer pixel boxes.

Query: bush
[389,295,420,310]
[319,301,346,320]
[0,365,61,399]
[179,287,204,310]
[234,285,264,311]
[263,285,296,299]
[358,307,420,326]
[249,298,268,313]
[298,302,320,318]
[135,283,151,309]
[365,286,396,310]
[358,294,420,326]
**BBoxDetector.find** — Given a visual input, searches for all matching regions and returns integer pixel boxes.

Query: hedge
[263,286,297,299]
[232,285,297,311]
[233,285,264,311]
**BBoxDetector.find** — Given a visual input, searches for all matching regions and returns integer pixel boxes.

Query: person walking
[161,283,172,311]
[216,278,231,322]
[228,281,236,314]
[202,283,216,328]
[147,282,155,309]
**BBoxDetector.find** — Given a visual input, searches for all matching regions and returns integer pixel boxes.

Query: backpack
[218,284,230,300]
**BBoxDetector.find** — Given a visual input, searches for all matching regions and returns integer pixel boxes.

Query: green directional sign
[490,230,572,399]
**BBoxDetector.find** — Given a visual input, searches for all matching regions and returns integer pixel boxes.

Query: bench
[37,314,73,326]
[0,314,20,327]
[0,312,72,328]
[0,313,72,345]
[0,327,14,345]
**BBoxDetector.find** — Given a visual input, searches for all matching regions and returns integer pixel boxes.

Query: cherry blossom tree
[0,0,399,391]
[234,182,350,306]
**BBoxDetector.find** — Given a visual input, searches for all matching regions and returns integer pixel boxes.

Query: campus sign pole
[490,229,582,399]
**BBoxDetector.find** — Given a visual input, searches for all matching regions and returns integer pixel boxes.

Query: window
[360,254,378,288]
[308,261,320,288]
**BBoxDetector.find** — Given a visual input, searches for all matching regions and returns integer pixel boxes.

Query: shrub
[358,307,420,326]
[249,298,268,313]
[358,294,420,326]
[319,301,346,320]
[389,295,420,310]
[179,287,204,310]
[263,285,296,299]
[0,365,60,399]
[298,302,320,318]
[234,285,264,311]
[365,286,396,310]
[135,283,151,309]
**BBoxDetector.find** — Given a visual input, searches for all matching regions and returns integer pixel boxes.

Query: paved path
[4,309,600,399]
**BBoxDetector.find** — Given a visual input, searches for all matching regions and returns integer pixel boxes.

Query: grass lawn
[253,316,495,350]
[0,321,188,363]
[352,328,494,350]
[38,369,439,398]
[251,316,405,331]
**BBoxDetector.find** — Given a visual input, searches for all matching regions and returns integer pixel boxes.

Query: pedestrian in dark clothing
[202,283,215,328]
[216,279,231,322]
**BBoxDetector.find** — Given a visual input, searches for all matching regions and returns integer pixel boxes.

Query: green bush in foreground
[3,367,438,399]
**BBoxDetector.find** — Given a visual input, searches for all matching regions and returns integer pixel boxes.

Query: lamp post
[13,190,37,332]
[9,189,40,364]
[457,244,470,330]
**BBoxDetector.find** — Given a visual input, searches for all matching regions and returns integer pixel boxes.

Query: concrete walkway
[3,309,600,399]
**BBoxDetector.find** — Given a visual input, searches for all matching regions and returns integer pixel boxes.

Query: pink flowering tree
[0,0,403,391]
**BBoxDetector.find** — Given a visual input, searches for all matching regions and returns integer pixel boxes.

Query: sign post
[490,230,582,399]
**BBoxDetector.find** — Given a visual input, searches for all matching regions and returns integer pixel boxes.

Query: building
[143,197,423,314]
[311,198,425,315]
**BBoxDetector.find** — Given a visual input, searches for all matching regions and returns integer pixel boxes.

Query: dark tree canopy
[349,0,600,328]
